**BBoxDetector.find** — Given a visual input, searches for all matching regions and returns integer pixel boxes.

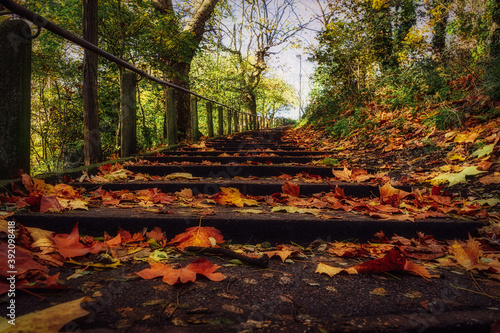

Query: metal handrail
[0,0,262,118]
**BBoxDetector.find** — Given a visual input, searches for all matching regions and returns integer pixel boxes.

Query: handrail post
[206,101,214,138]
[218,105,224,136]
[165,87,176,145]
[0,20,31,177]
[245,114,249,131]
[190,95,199,142]
[227,109,232,134]
[120,70,137,157]
[233,111,239,132]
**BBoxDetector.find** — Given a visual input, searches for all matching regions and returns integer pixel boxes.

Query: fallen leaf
[369,287,388,296]
[213,187,258,207]
[282,181,300,197]
[0,297,90,332]
[169,226,224,251]
[52,223,102,258]
[479,173,500,185]
[430,166,486,186]
[315,262,344,277]
[136,259,225,285]
[185,258,226,282]
[470,143,495,159]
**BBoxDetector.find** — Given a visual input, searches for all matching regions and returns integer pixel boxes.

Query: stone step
[13,206,481,244]
[125,164,337,178]
[138,155,326,164]
[156,150,331,157]
[71,180,410,197]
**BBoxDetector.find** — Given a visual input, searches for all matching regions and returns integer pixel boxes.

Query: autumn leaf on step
[449,235,490,271]
[0,242,48,276]
[136,258,225,285]
[175,188,194,200]
[213,187,258,207]
[282,181,300,197]
[0,297,90,333]
[430,166,486,186]
[350,249,436,279]
[185,258,226,282]
[169,226,224,251]
[146,226,167,245]
[379,183,411,204]
[333,166,352,181]
[40,195,65,213]
[104,232,122,248]
[470,143,495,159]
[117,227,144,244]
[263,246,295,262]
[479,173,500,185]
[52,223,103,258]
[315,262,345,277]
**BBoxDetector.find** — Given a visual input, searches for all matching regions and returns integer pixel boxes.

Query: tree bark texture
[83,0,102,165]
[158,0,219,141]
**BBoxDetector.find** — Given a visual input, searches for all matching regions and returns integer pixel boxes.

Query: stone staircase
[14,126,482,244]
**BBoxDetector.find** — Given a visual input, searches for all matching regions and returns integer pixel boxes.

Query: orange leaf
[104,232,122,248]
[40,195,64,213]
[0,243,49,276]
[52,223,102,258]
[185,258,226,281]
[146,227,167,243]
[263,249,293,262]
[379,183,410,203]
[213,187,258,207]
[136,259,225,285]
[450,235,489,271]
[169,226,224,251]
[282,181,300,197]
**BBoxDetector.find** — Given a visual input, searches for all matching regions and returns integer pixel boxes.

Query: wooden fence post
[218,106,224,136]
[206,101,214,138]
[233,111,239,132]
[227,110,232,134]
[165,87,176,145]
[191,95,199,141]
[120,70,137,157]
[0,20,31,178]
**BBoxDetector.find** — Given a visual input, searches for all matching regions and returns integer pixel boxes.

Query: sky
[266,0,325,120]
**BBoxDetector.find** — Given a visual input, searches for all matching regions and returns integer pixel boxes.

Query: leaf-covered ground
[1,113,500,331]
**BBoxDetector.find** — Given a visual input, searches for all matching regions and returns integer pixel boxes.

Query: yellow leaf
[430,166,486,186]
[0,297,90,332]
[446,153,466,161]
[315,262,344,277]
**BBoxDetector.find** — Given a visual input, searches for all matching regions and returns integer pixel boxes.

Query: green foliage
[423,107,464,130]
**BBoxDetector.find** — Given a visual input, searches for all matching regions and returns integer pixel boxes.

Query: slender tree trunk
[82,0,102,164]
[431,0,449,63]
[491,0,500,59]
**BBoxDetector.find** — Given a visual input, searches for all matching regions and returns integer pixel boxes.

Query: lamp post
[296,54,302,118]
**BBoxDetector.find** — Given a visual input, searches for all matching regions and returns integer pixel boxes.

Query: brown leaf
[282,181,300,197]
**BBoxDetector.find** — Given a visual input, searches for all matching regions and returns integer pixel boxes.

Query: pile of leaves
[295,113,499,181]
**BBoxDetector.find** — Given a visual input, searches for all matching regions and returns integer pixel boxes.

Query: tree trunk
[431,0,449,63]
[491,0,500,59]
[82,0,102,164]
[156,0,219,141]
